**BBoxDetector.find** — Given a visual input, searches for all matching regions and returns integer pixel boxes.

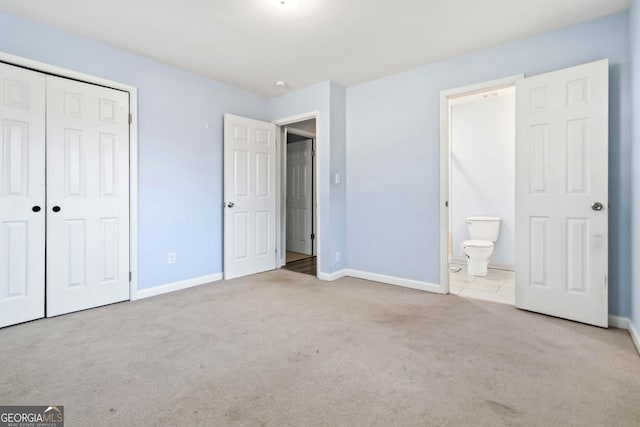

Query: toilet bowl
[463,240,494,276]
[463,217,501,277]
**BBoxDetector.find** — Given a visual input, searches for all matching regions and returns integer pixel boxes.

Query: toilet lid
[463,239,493,248]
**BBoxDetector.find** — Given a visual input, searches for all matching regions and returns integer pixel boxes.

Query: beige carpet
[1,270,639,426]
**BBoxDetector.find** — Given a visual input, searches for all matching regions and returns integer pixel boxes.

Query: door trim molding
[439,74,524,294]
[0,50,139,301]
[272,111,320,278]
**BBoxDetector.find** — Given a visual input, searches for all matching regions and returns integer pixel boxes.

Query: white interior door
[515,59,608,327]
[224,114,277,279]
[0,63,46,328]
[46,75,130,316]
[286,138,313,255]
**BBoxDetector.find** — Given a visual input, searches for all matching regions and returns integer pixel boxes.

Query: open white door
[0,63,46,328]
[515,59,608,327]
[46,75,130,316]
[224,114,277,279]
[286,138,313,255]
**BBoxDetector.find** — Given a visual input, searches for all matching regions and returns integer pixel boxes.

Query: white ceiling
[0,0,631,97]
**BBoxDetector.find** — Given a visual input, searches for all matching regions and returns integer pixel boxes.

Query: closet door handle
[52,206,61,213]
[32,206,41,212]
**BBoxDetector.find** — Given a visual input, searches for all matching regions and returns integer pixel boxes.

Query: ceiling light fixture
[275,81,287,88]
[270,0,297,8]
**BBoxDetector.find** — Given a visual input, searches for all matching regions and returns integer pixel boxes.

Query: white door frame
[285,127,316,257]
[0,51,140,300]
[272,112,319,277]
[439,74,524,293]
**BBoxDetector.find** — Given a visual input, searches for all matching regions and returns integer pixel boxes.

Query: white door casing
[0,63,46,328]
[515,59,608,327]
[286,138,313,255]
[46,75,130,316]
[224,114,277,279]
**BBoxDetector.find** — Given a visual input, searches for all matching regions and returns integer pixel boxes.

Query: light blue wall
[0,12,269,290]
[346,12,632,316]
[267,82,348,274]
[630,1,640,330]
[330,83,348,271]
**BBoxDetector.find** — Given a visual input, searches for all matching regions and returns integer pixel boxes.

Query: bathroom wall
[346,12,631,316]
[450,89,516,268]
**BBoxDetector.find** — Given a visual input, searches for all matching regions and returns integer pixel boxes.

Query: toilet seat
[463,239,493,248]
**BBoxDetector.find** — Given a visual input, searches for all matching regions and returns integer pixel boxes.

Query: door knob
[52,206,61,212]
[591,202,603,211]
[32,206,41,212]
[226,202,235,208]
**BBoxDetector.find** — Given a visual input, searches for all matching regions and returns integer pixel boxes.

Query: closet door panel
[0,63,46,328]
[46,75,130,316]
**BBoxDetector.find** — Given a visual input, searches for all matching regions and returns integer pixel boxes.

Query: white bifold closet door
[46,75,130,317]
[0,63,46,328]
[0,62,130,327]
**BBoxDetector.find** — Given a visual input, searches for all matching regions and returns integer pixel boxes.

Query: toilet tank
[466,217,501,242]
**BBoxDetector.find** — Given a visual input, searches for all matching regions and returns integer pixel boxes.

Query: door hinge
[128,113,133,124]
[311,150,316,157]
[311,233,315,240]
[445,201,449,207]
[129,271,132,282]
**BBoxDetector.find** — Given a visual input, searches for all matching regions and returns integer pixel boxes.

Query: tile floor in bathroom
[449,264,514,305]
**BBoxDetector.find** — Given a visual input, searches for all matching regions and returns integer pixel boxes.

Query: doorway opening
[440,75,523,305]
[277,118,318,277]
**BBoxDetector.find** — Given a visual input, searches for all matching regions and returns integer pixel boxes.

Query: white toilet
[463,217,501,277]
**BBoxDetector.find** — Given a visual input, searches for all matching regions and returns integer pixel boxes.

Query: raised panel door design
[566,218,588,294]
[66,219,86,288]
[256,152,269,197]
[99,99,117,123]
[234,150,249,197]
[529,87,547,112]
[64,129,84,197]
[99,133,117,196]
[256,129,270,145]
[223,114,276,279]
[100,218,118,282]
[3,120,29,196]
[529,124,549,194]
[255,211,269,257]
[516,60,608,327]
[3,79,29,109]
[63,92,83,118]
[2,221,28,297]
[567,78,590,107]
[0,62,45,328]
[233,212,248,260]
[529,217,549,288]
[566,119,589,194]
[46,75,130,317]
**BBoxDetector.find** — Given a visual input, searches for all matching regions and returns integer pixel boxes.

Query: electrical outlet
[168,252,177,264]
[335,251,341,263]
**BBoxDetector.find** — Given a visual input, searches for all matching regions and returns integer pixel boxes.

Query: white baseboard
[609,315,640,356]
[344,269,444,294]
[608,315,628,329]
[318,269,347,281]
[133,273,223,300]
